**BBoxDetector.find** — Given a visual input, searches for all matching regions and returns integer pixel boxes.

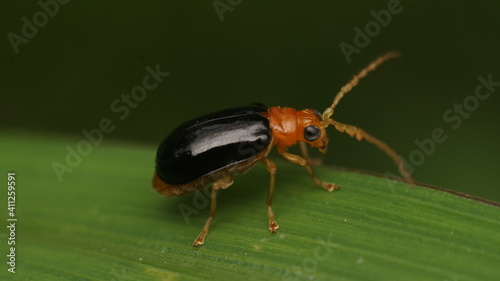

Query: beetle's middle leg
[280,151,340,191]
[261,157,279,233]
[193,175,234,247]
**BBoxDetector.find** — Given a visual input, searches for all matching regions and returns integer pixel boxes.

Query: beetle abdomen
[155,106,272,186]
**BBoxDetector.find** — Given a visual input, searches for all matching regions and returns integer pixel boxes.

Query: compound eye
[304,125,321,141]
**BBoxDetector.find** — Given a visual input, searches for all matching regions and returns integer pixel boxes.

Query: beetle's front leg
[193,175,233,247]
[299,142,323,166]
[260,157,279,233]
[280,151,340,191]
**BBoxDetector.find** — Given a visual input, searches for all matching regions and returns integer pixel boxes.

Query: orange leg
[333,121,415,184]
[299,142,323,166]
[280,151,340,191]
[261,157,279,233]
[193,175,234,247]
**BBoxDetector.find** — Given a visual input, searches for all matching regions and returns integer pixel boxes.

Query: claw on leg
[193,216,213,247]
[268,206,279,233]
[261,157,280,233]
[322,182,340,192]
[280,150,341,192]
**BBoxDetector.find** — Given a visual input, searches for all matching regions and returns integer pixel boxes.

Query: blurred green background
[1,1,499,201]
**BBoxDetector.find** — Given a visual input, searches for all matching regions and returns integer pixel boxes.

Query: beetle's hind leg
[193,175,234,247]
[261,157,279,233]
[280,151,340,191]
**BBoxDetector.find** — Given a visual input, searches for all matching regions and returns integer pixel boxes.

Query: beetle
[152,52,414,247]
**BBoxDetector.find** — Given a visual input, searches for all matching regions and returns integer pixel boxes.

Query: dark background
[2,1,499,200]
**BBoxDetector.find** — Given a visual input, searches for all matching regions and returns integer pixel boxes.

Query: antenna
[322,52,400,124]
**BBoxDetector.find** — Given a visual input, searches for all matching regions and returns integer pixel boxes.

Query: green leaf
[1,133,499,281]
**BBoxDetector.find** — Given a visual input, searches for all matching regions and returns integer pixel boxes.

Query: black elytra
[155,105,272,185]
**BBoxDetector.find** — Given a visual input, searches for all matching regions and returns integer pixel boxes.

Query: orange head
[265,107,329,154]
[296,108,329,153]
